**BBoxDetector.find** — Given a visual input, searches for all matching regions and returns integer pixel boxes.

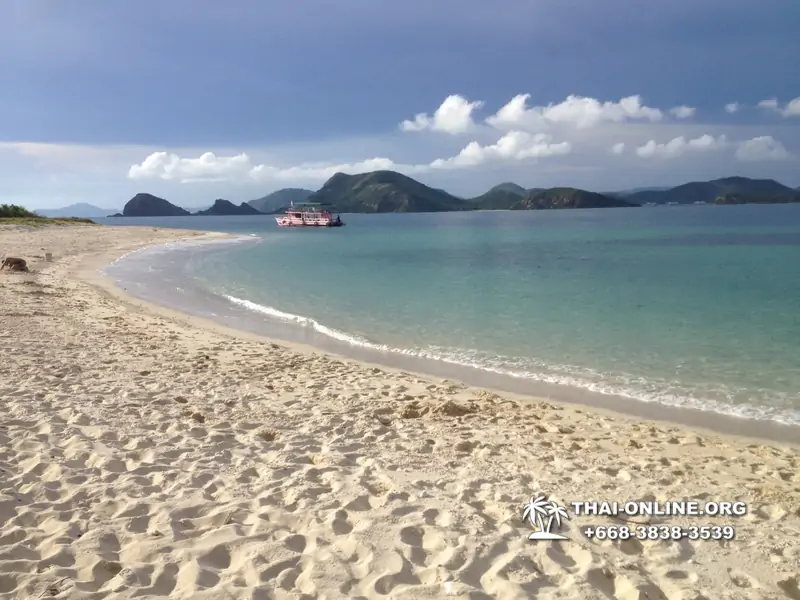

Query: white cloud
[128,133,572,183]
[128,151,420,183]
[669,105,696,119]
[635,134,728,159]
[484,95,548,132]
[400,94,482,134]
[428,132,571,169]
[128,151,255,182]
[735,136,790,161]
[724,102,740,114]
[610,142,625,155]
[485,94,663,131]
[757,96,800,117]
[250,157,416,181]
[784,97,800,117]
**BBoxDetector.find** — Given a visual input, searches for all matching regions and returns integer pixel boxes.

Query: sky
[1,0,799,209]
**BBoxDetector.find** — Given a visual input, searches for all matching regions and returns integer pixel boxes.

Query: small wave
[224,295,382,349]
[223,295,800,426]
[105,234,261,270]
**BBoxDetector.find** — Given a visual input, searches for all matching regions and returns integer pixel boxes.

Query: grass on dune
[0,204,96,226]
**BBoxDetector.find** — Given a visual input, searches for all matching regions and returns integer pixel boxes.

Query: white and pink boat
[275,202,345,228]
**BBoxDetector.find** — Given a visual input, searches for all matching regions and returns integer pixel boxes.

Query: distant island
[193,199,262,216]
[611,176,799,206]
[117,193,190,217]
[34,203,120,218]
[60,171,800,218]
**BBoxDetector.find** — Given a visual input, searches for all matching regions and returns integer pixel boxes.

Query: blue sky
[1,0,799,209]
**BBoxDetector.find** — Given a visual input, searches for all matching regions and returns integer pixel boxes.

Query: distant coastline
[35,170,800,218]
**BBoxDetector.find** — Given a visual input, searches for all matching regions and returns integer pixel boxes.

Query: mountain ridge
[53,173,800,217]
[304,170,473,213]
[625,177,796,205]
[35,203,120,218]
[194,199,262,216]
[120,193,190,217]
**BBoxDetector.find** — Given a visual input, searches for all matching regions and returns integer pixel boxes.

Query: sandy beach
[1,223,799,600]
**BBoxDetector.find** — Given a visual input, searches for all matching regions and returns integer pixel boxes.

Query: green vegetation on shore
[0,204,95,226]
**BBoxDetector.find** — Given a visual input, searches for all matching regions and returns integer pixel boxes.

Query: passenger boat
[275,202,345,228]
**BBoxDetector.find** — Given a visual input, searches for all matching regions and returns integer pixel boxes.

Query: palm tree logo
[522,494,570,540]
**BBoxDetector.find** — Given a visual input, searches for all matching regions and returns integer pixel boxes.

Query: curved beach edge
[1,223,798,599]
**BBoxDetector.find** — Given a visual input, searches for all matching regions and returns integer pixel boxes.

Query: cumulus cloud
[669,105,696,119]
[128,151,420,183]
[757,96,800,117]
[129,134,572,183]
[724,102,740,114]
[124,91,798,185]
[635,134,728,159]
[428,132,571,169]
[786,98,800,117]
[400,94,482,134]
[735,136,790,161]
[485,94,663,131]
[128,151,255,182]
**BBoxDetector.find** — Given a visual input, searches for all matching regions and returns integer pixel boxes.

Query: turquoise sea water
[101,205,800,426]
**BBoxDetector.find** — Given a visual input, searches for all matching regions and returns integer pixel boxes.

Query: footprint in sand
[495,553,561,596]
[543,542,593,575]
[329,509,354,535]
[0,574,18,594]
[778,575,800,600]
[370,551,420,596]
[728,568,759,589]
[197,545,231,571]
[587,567,675,600]
[422,508,453,528]
[335,537,374,579]
[398,525,449,568]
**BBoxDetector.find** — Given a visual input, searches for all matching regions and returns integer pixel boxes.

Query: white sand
[1,223,799,600]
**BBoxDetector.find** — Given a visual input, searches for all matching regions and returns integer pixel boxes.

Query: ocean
[99,204,800,428]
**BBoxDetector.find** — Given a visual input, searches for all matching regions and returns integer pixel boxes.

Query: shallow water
[101,204,800,426]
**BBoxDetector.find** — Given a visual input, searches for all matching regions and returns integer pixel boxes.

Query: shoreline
[98,229,800,447]
[2,223,798,599]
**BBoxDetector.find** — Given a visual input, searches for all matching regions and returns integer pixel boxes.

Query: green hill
[248,188,314,213]
[472,185,633,210]
[194,199,263,216]
[626,177,795,205]
[90,175,798,220]
[471,189,528,210]
[122,193,189,217]
[489,182,528,196]
[471,182,526,210]
[306,171,473,213]
[519,188,636,209]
